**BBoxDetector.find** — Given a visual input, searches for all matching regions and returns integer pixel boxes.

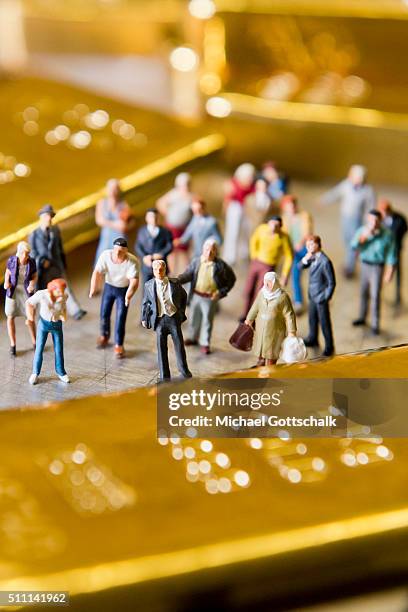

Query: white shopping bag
[280,336,307,363]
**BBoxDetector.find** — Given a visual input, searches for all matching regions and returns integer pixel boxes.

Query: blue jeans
[292,247,307,305]
[33,317,66,376]
[100,283,128,346]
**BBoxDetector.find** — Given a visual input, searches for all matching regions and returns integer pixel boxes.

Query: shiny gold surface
[0,346,407,606]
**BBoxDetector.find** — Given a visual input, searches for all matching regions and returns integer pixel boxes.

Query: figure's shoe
[96,335,109,349]
[343,269,354,279]
[73,309,87,321]
[182,371,193,379]
[58,374,70,383]
[9,345,16,357]
[114,345,125,358]
[184,339,198,346]
[29,374,39,385]
[352,319,366,326]
[322,348,335,357]
[200,345,211,355]
[303,338,319,348]
[371,326,380,336]
[256,358,266,367]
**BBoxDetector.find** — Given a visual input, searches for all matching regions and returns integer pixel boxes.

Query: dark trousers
[308,299,334,353]
[100,283,128,346]
[156,315,192,381]
[242,260,275,316]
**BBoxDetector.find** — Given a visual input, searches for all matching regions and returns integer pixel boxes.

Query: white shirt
[95,250,139,288]
[27,289,67,322]
[155,278,176,317]
[147,224,160,238]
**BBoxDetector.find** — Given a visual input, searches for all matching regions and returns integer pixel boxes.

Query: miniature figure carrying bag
[280,335,307,364]
[229,323,254,352]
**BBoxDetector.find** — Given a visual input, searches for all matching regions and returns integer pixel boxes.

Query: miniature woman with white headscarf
[245,271,297,366]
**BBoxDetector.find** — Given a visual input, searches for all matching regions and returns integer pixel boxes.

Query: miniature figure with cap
[141,259,192,382]
[26,278,70,385]
[29,204,87,320]
[90,237,139,358]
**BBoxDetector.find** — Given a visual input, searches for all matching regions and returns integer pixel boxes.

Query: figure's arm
[218,262,236,298]
[212,221,223,246]
[156,192,170,216]
[25,293,39,322]
[141,288,151,327]
[280,235,294,286]
[350,228,363,251]
[178,260,195,285]
[135,230,148,258]
[384,235,398,282]
[282,295,297,335]
[125,277,139,306]
[56,227,67,270]
[178,220,193,245]
[28,260,38,294]
[4,267,11,290]
[321,181,344,206]
[249,227,260,260]
[322,260,336,301]
[246,292,260,324]
[89,269,103,298]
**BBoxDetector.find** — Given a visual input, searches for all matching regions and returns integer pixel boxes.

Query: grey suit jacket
[299,251,336,303]
[141,278,187,330]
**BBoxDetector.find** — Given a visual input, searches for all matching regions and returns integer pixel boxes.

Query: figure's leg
[343,219,358,276]
[100,284,115,341]
[65,282,83,317]
[6,316,16,348]
[51,324,67,376]
[114,289,128,347]
[292,247,307,306]
[156,319,170,381]
[223,202,242,265]
[395,254,402,305]
[305,300,319,345]
[169,319,192,378]
[317,301,335,354]
[198,298,217,348]
[186,294,202,343]
[357,263,370,322]
[32,319,48,375]
[370,265,383,332]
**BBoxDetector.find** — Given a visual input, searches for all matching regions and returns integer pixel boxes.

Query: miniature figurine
[351,210,397,335]
[4,241,37,356]
[377,198,408,306]
[89,237,139,358]
[300,235,336,357]
[141,259,192,382]
[174,197,222,258]
[244,271,297,366]
[178,239,236,355]
[135,208,173,283]
[29,204,87,320]
[244,177,272,237]
[26,278,70,385]
[156,172,193,274]
[260,161,288,202]
[321,165,376,278]
[95,178,135,263]
[223,163,255,265]
[240,215,293,319]
[281,195,313,314]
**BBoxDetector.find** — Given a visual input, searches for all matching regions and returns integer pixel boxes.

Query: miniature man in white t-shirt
[89,238,139,358]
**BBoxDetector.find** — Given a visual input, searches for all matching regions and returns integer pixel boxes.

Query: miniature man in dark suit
[300,235,336,357]
[29,204,86,320]
[178,238,236,355]
[135,208,173,283]
[377,198,408,306]
[141,259,192,382]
